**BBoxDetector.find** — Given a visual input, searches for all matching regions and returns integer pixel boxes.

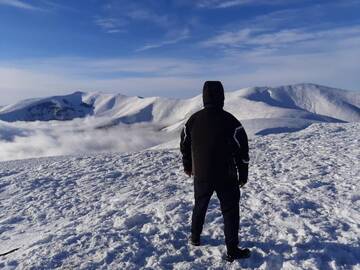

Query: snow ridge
[0,92,92,122]
[0,83,359,125]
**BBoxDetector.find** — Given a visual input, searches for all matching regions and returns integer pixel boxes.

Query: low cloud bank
[0,119,172,161]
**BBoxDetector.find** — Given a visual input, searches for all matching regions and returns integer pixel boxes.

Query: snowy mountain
[1,123,359,269]
[0,83,359,161]
[1,83,359,125]
[0,92,93,122]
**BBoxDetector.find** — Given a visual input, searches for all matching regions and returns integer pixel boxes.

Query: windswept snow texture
[0,123,359,269]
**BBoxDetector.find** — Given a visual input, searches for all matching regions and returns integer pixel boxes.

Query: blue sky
[0,0,359,103]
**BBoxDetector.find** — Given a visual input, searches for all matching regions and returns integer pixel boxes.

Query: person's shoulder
[222,109,235,118]
[222,110,240,125]
[186,109,203,125]
[189,109,203,119]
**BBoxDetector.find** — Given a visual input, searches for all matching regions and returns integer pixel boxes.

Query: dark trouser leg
[191,182,213,237]
[215,182,240,251]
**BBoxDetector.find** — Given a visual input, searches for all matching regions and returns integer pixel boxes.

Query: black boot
[189,235,201,246]
[226,247,251,262]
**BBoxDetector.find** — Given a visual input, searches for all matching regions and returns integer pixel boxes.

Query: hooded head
[202,81,225,108]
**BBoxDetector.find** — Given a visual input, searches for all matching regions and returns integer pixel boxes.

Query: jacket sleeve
[180,121,192,172]
[232,122,249,183]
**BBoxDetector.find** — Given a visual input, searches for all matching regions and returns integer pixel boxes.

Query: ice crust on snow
[0,123,359,269]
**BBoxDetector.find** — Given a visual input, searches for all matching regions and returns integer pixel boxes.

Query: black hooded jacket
[180,81,249,184]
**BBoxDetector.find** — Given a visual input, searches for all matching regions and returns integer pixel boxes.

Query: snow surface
[1,123,359,269]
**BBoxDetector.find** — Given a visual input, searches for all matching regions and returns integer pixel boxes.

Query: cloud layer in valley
[0,119,172,161]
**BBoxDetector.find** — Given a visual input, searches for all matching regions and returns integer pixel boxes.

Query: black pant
[191,179,240,250]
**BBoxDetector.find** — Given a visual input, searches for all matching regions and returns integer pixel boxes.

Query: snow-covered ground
[1,123,359,269]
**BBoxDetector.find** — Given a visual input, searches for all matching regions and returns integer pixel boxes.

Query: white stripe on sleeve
[233,125,243,148]
[183,124,188,141]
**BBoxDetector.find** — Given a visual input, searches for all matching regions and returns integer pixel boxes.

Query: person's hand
[185,170,192,177]
[238,169,248,188]
[239,179,247,188]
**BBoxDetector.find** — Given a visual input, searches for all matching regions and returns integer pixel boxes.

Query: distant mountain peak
[0,84,359,135]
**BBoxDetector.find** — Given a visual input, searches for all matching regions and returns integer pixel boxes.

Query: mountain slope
[0,92,93,122]
[233,84,360,122]
[0,123,359,269]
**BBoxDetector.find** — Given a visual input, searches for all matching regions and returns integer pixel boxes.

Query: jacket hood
[202,81,225,108]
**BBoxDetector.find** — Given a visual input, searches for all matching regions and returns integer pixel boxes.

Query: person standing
[180,81,250,261]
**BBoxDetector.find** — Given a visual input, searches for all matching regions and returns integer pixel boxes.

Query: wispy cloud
[95,3,179,39]
[2,56,203,77]
[0,0,39,10]
[126,8,171,28]
[94,17,127,34]
[136,28,190,52]
[94,2,198,53]
[99,2,172,29]
[0,0,66,11]
[1,32,359,105]
[195,0,295,8]
[202,25,360,55]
